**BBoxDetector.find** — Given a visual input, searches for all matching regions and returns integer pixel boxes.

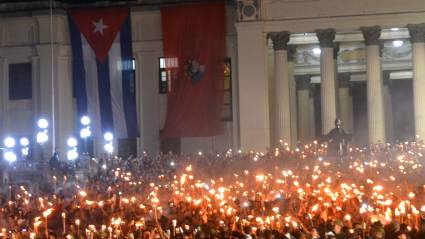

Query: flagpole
[49,0,56,153]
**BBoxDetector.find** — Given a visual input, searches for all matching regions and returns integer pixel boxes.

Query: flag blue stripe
[96,58,114,133]
[120,15,139,138]
[68,15,88,117]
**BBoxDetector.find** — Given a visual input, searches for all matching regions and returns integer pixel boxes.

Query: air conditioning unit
[237,0,260,22]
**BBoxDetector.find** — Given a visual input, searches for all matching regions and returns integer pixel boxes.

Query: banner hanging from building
[68,7,139,139]
[160,2,226,138]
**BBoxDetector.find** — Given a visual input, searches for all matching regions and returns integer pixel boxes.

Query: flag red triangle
[69,7,129,64]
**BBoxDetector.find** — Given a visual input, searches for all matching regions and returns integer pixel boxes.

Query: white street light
[313,47,321,55]
[67,149,79,160]
[4,137,16,148]
[80,127,92,138]
[37,118,49,129]
[36,131,49,144]
[104,132,114,141]
[80,116,91,126]
[21,147,29,156]
[4,151,17,162]
[67,137,78,148]
[393,40,404,47]
[104,143,114,154]
[20,137,29,147]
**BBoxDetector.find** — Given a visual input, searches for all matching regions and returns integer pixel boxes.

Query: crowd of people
[1,141,425,239]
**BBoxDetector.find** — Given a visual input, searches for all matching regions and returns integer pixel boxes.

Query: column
[338,73,354,133]
[315,29,337,135]
[361,26,386,144]
[288,46,298,145]
[31,56,40,115]
[268,31,292,146]
[56,55,74,159]
[407,23,425,141]
[309,88,316,140]
[236,22,270,151]
[334,44,340,118]
[35,44,74,160]
[0,58,6,138]
[135,51,161,156]
[382,71,394,142]
[35,44,58,160]
[296,75,314,142]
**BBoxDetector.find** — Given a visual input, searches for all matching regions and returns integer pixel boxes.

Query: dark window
[123,58,136,95]
[159,57,166,94]
[9,63,32,100]
[221,58,232,121]
[159,57,174,94]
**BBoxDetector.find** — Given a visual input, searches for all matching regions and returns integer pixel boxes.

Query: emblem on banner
[184,59,205,84]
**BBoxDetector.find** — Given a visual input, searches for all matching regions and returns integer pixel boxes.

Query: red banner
[160,2,226,138]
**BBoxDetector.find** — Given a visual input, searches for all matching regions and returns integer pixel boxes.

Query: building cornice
[0,0,234,15]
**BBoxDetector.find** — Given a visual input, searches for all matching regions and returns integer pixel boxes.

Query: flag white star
[92,18,109,35]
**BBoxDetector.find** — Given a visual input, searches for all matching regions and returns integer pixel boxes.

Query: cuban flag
[68,7,139,139]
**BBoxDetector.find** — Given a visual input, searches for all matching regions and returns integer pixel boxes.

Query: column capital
[338,72,351,88]
[315,28,336,48]
[268,31,290,51]
[296,75,311,90]
[287,45,297,62]
[407,23,425,43]
[361,26,381,46]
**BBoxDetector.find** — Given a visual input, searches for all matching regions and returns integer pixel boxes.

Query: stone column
[309,88,316,140]
[338,73,354,133]
[31,56,40,115]
[36,44,58,159]
[296,75,314,142]
[135,51,161,156]
[407,23,425,141]
[382,71,394,142]
[236,22,270,151]
[288,46,298,146]
[269,31,292,146]
[315,29,337,135]
[0,58,6,139]
[361,26,386,144]
[36,44,74,160]
[334,44,340,118]
[56,55,74,159]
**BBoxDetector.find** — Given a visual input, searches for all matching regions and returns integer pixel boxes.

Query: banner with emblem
[68,7,139,139]
[160,2,226,138]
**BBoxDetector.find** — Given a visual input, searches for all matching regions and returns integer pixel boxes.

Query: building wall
[0,6,238,158]
[231,0,425,151]
[132,7,238,155]
[263,0,425,21]
[260,0,425,34]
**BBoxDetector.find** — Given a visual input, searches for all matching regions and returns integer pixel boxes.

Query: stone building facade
[1,0,425,158]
